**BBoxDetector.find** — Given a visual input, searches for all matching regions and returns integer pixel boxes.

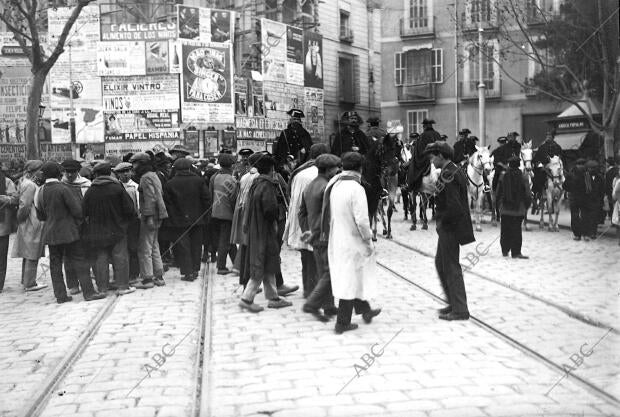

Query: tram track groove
[380,235,618,334]
[193,260,213,417]
[376,258,620,408]
[18,296,120,417]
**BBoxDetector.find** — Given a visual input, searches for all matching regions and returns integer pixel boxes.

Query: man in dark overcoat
[453,128,478,164]
[425,142,474,321]
[239,155,294,313]
[532,130,563,199]
[407,118,440,193]
[331,112,371,156]
[273,109,313,178]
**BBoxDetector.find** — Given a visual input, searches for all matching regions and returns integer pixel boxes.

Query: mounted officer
[331,111,371,156]
[273,108,313,180]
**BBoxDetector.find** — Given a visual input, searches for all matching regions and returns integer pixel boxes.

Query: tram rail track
[376,236,620,408]
[17,260,212,417]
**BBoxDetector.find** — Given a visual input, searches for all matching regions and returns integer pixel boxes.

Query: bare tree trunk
[25,69,47,160]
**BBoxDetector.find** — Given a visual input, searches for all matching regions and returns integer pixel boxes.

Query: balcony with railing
[397,83,436,103]
[459,79,502,100]
[523,78,538,97]
[460,9,499,32]
[399,16,434,39]
[339,27,354,43]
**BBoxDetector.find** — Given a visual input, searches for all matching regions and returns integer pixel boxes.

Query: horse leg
[402,188,409,221]
[386,199,394,239]
[371,214,377,241]
[547,190,553,232]
[475,195,483,232]
[410,193,417,230]
[421,194,428,230]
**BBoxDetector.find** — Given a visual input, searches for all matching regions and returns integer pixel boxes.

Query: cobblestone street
[0,211,618,416]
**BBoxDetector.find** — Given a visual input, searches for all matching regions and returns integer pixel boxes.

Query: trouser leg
[437,229,468,314]
[151,227,163,277]
[336,299,354,326]
[22,259,39,289]
[352,299,371,315]
[93,247,110,293]
[300,249,317,296]
[174,228,192,276]
[241,275,262,303]
[435,236,450,303]
[216,219,229,270]
[111,236,130,289]
[67,240,96,298]
[570,201,582,237]
[138,222,155,280]
[0,235,9,291]
[64,239,80,290]
[48,244,67,300]
[190,226,203,273]
[306,246,334,310]
[511,216,524,255]
[402,189,409,216]
[263,273,278,300]
[500,215,509,255]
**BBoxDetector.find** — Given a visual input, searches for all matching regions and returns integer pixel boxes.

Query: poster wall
[303,87,325,142]
[263,81,304,120]
[180,41,234,124]
[0,65,30,143]
[303,31,323,89]
[286,26,304,86]
[49,5,103,143]
[100,21,177,41]
[261,19,287,82]
[177,6,234,44]
[97,41,146,76]
[102,75,180,141]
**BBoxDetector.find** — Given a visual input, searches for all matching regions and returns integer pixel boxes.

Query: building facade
[380,0,565,149]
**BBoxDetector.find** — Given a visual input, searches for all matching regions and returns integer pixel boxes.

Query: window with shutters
[432,48,443,83]
[463,0,497,28]
[394,53,404,86]
[407,109,429,137]
[339,54,359,103]
[462,40,501,98]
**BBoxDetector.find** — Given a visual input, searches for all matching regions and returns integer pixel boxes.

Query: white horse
[539,155,564,232]
[520,143,534,231]
[467,146,494,232]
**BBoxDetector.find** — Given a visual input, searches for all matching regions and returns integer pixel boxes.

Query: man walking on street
[130,153,169,288]
[239,155,293,312]
[300,154,342,322]
[210,153,238,275]
[322,152,381,334]
[425,142,474,320]
[82,162,137,295]
[36,162,105,303]
[113,162,140,283]
[164,158,210,281]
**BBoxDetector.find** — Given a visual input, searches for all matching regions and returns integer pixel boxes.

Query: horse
[467,146,494,232]
[410,167,440,230]
[539,155,564,232]
[520,143,534,231]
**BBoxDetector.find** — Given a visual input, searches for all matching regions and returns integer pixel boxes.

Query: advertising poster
[146,40,170,74]
[261,19,287,82]
[0,143,27,165]
[221,128,237,152]
[0,65,29,143]
[180,41,234,124]
[105,140,181,156]
[235,116,287,141]
[234,77,248,116]
[97,41,146,76]
[40,143,73,162]
[102,75,180,141]
[303,31,323,89]
[100,21,177,41]
[203,130,219,156]
[1,32,29,56]
[49,5,103,143]
[177,6,235,44]
[286,25,304,86]
[169,40,181,73]
[303,87,325,142]
[184,129,200,154]
[236,140,266,153]
[263,81,304,120]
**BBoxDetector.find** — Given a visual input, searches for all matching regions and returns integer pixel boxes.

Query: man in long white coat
[321,152,381,334]
[283,143,329,296]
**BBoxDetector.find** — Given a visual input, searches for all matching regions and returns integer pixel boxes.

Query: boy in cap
[36,162,105,303]
[239,154,293,312]
[82,162,137,295]
[130,152,169,288]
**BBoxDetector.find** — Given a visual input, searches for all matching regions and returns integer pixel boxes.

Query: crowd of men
[0,108,617,334]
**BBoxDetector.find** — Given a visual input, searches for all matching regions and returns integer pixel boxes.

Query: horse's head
[475,145,493,174]
[520,148,533,172]
[547,155,564,186]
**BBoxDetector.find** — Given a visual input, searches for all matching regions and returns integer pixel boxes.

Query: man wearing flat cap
[273,108,313,178]
[210,152,238,275]
[366,117,386,143]
[408,118,441,194]
[299,153,342,321]
[12,160,47,292]
[163,158,211,281]
[331,111,371,157]
[82,162,137,295]
[113,162,140,283]
[233,148,254,181]
[424,141,473,321]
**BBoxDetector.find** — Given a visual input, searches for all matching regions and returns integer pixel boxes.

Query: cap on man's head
[24,160,43,173]
[113,162,132,173]
[61,159,81,172]
[41,161,62,179]
[423,141,454,159]
[169,144,190,155]
[585,160,599,170]
[93,162,112,176]
[287,108,305,118]
[409,132,420,139]
[459,128,471,135]
[218,153,236,168]
[422,118,435,125]
[497,136,508,143]
[315,154,341,170]
[470,136,479,142]
[575,158,587,165]
[367,116,380,126]
[310,143,329,159]
[341,111,363,126]
[173,158,193,170]
[253,153,276,172]
[439,134,448,141]
[129,152,152,163]
[341,151,364,171]
[238,148,254,157]
[508,131,520,137]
